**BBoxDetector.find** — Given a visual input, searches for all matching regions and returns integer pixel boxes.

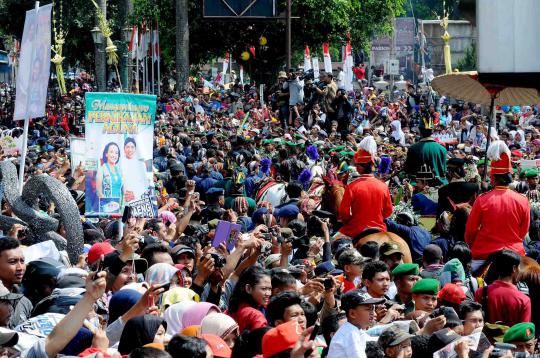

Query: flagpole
[156,23,160,96]
[19,1,39,194]
[142,34,145,94]
[135,58,139,93]
[145,55,148,94]
[142,24,146,93]
[157,50,161,96]
[151,26,155,95]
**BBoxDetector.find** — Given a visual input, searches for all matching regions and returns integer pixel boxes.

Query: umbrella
[431,71,540,105]
[431,71,540,181]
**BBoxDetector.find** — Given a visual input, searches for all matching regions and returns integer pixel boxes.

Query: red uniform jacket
[338,175,393,238]
[465,187,530,260]
[474,280,531,326]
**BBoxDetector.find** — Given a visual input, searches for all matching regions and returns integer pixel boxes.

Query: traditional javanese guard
[404,116,448,185]
[338,136,393,239]
[465,140,530,272]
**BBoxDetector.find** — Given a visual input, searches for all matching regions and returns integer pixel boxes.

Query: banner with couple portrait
[84,92,157,218]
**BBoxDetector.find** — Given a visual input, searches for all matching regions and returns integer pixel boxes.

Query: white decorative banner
[14,4,52,121]
[312,57,320,79]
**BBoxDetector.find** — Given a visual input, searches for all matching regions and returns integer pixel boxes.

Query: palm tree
[175,0,189,93]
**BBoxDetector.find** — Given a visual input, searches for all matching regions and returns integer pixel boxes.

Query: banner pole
[151,26,155,94]
[157,23,161,97]
[18,0,40,194]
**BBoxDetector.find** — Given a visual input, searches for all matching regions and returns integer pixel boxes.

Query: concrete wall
[421,20,476,75]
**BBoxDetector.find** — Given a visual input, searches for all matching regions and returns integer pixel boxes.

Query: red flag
[322,42,330,56]
[128,26,138,59]
[323,42,332,73]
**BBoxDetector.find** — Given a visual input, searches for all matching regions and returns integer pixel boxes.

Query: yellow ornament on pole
[241,51,250,61]
[439,1,452,74]
[259,36,267,46]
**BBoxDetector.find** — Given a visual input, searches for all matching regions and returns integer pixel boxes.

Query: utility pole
[286,0,291,69]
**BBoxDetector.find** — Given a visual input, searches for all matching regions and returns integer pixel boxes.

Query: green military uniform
[392,263,420,315]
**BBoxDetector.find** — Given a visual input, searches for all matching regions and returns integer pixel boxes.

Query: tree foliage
[405,0,461,20]
[1,0,407,80]
[128,0,405,81]
[456,43,476,71]
[0,0,124,69]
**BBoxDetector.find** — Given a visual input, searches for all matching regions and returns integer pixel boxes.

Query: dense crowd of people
[0,66,538,358]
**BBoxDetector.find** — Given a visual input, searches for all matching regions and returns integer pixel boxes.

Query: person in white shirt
[192,98,205,115]
[121,137,150,203]
[327,289,385,358]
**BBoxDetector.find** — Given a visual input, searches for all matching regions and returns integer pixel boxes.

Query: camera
[324,277,334,290]
[18,227,29,239]
[260,241,272,255]
[489,343,516,357]
[299,69,314,81]
[210,253,226,268]
[262,233,273,241]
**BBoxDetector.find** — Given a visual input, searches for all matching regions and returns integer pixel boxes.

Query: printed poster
[84,92,157,218]
[13,4,52,121]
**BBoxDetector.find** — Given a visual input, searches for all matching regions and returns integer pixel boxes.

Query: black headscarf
[118,315,166,355]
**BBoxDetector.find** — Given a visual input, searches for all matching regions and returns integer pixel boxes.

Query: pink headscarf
[181,302,221,328]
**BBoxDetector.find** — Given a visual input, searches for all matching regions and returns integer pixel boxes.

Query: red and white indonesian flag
[323,42,332,74]
[128,26,138,60]
[304,45,312,72]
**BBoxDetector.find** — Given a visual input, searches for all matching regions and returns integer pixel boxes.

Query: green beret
[285,141,297,147]
[411,278,439,295]
[262,139,273,145]
[328,145,346,153]
[526,169,539,179]
[392,263,420,278]
[504,322,535,343]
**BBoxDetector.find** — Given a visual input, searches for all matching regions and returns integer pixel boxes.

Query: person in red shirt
[338,136,393,239]
[352,64,366,81]
[226,266,270,333]
[474,250,531,326]
[465,141,530,270]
